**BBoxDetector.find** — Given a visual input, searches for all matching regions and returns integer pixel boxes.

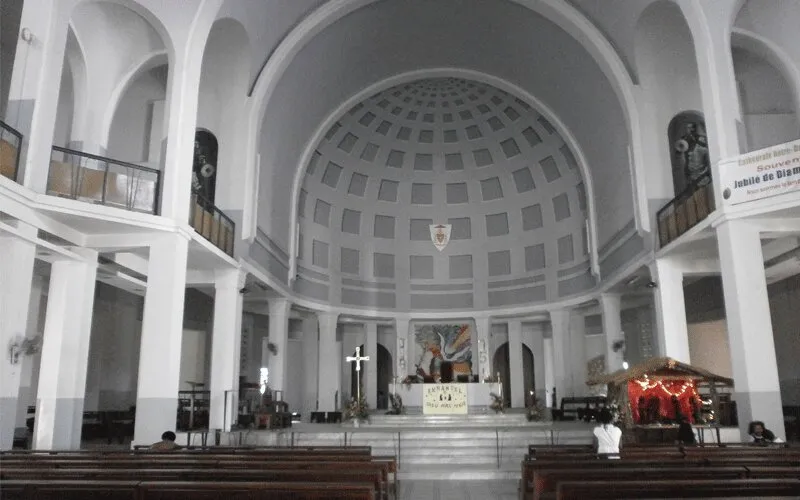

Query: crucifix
[346,346,370,403]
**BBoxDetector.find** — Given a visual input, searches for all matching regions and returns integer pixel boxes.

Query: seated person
[593,408,622,456]
[149,430,179,450]
[748,421,783,444]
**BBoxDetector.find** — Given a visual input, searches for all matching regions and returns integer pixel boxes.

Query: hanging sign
[717,139,800,206]
[423,383,467,414]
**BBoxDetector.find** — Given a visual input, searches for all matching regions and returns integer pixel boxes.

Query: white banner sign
[423,383,468,414]
[717,140,800,206]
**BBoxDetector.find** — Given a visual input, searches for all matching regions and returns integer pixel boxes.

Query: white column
[267,298,291,396]
[507,320,525,408]
[549,309,570,404]
[159,52,203,222]
[365,322,378,408]
[474,316,492,381]
[33,251,98,450]
[649,258,691,362]
[0,227,37,449]
[301,316,319,418]
[208,270,245,431]
[542,337,556,408]
[716,220,784,439]
[394,316,410,381]
[569,314,587,397]
[5,0,73,189]
[600,294,625,373]
[133,234,189,446]
[317,312,339,412]
[15,275,45,429]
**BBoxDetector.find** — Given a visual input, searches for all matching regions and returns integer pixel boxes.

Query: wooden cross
[346,346,370,403]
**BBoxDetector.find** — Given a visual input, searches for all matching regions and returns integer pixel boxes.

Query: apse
[295,77,593,312]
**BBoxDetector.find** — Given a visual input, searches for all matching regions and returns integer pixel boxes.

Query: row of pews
[0,446,396,499]
[520,442,800,500]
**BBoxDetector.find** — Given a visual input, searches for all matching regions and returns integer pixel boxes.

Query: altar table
[395,382,500,413]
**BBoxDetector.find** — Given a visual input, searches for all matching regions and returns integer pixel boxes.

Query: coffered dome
[294,77,594,312]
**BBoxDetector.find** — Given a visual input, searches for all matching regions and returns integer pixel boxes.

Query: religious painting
[668,112,710,195]
[413,324,472,379]
[192,129,218,206]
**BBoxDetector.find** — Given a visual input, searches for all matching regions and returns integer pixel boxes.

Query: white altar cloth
[395,382,499,411]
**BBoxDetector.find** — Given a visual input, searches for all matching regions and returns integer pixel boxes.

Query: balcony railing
[48,146,161,214]
[0,120,23,182]
[657,172,715,247]
[190,192,235,257]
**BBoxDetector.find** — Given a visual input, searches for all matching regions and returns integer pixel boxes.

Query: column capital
[317,311,339,332]
[268,297,292,317]
[215,269,247,291]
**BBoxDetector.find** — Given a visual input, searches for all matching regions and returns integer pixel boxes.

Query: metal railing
[0,120,23,182]
[657,172,715,247]
[47,146,161,214]
[190,192,235,256]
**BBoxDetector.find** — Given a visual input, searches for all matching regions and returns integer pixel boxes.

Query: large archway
[350,343,393,410]
[492,342,535,408]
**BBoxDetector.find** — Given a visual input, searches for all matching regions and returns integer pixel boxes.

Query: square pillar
[394,317,410,381]
[600,293,625,373]
[6,0,72,189]
[365,322,378,409]
[133,234,189,446]
[267,299,291,395]
[474,316,491,381]
[542,336,556,408]
[507,320,525,408]
[317,312,339,411]
[569,314,587,397]
[0,228,37,449]
[301,316,319,418]
[548,309,570,404]
[717,220,784,439]
[208,270,245,431]
[33,251,98,450]
[649,258,691,362]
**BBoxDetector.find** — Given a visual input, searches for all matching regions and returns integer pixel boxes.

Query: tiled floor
[398,480,518,500]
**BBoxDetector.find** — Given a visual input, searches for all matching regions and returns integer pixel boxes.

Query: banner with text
[423,384,468,414]
[718,139,800,206]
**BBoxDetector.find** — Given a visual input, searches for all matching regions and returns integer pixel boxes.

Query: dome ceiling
[295,77,595,312]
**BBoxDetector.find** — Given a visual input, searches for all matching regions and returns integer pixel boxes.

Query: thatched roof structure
[586,357,733,386]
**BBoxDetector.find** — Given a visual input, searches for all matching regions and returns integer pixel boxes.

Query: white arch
[243,0,650,255]
[731,27,800,123]
[285,68,602,288]
[65,23,89,145]
[100,50,168,147]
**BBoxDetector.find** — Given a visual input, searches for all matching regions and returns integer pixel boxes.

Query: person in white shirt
[593,408,622,456]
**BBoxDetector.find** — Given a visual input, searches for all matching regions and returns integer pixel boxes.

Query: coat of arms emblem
[429,224,452,251]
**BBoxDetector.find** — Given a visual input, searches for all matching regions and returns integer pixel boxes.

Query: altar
[395,383,500,414]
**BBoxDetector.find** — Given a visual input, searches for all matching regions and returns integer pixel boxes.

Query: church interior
[1,0,800,498]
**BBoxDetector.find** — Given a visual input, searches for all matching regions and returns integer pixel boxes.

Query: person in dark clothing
[748,421,780,444]
[677,417,696,444]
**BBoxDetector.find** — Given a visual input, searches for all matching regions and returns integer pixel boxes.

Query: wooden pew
[0,480,375,500]
[0,467,385,498]
[530,466,800,500]
[556,478,800,499]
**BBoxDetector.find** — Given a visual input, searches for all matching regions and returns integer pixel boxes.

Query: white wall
[53,61,74,148]
[285,339,304,411]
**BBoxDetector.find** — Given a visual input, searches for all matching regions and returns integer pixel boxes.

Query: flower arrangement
[489,392,504,414]
[344,394,370,422]
[387,393,405,415]
[526,396,544,422]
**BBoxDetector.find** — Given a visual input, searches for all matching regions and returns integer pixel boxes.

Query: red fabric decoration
[628,378,699,424]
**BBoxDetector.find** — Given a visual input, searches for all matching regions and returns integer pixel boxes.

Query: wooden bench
[556,478,800,499]
[530,466,800,500]
[0,480,375,500]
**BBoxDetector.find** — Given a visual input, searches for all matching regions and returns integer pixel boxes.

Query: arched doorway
[193,129,218,205]
[667,111,709,195]
[350,343,393,409]
[492,343,535,408]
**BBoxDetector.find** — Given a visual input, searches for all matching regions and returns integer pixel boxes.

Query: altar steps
[223,419,593,480]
